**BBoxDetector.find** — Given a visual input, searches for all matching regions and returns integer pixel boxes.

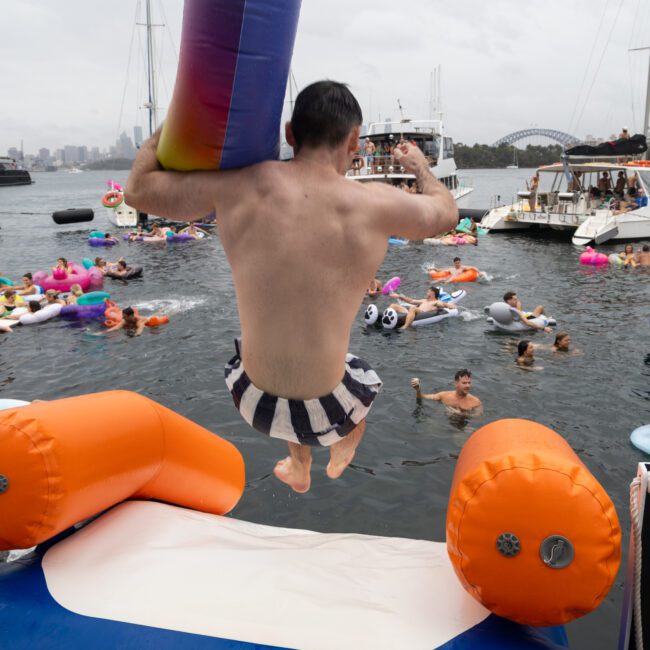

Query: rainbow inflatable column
[157,0,302,171]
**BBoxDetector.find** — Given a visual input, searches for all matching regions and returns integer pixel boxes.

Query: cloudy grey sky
[2,0,649,156]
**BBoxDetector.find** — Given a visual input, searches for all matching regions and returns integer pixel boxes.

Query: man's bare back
[126,81,457,491]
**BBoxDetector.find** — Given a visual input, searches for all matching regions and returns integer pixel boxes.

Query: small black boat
[0,157,32,187]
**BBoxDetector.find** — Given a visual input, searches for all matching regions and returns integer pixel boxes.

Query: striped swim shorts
[224,340,382,447]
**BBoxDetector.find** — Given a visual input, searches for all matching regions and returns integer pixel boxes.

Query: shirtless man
[637,244,650,267]
[126,80,457,493]
[388,285,450,330]
[503,291,551,333]
[104,307,148,336]
[432,257,479,279]
[410,370,482,413]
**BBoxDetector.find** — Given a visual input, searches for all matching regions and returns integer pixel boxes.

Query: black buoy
[52,208,94,225]
[458,208,489,223]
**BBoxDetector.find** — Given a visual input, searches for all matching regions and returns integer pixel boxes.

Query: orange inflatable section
[0,391,245,550]
[146,315,169,327]
[450,268,479,283]
[446,419,620,626]
[429,270,451,280]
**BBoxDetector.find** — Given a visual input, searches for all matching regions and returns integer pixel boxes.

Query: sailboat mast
[629,45,650,160]
[145,0,158,136]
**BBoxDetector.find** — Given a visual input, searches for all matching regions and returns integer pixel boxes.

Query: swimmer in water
[103,307,148,336]
[410,370,482,414]
[13,273,39,297]
[367,278,383,298]
[552,331,571,352]
[66,284,83,305]
[516,339,539,369]
[619,243,638,268]
[638,244,650,267]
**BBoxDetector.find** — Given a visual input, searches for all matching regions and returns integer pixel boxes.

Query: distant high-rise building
[54,149,65,163]
[78,146,88,163]
[64,145,80,164]
[7,147,20,161]
[115,131,136,159]
[38,148,51,163]
[89,146,101,163]
[133,126,143,148]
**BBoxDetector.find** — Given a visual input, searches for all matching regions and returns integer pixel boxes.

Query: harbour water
[1,169,649,648]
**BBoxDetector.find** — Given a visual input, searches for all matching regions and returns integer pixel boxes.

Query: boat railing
[348,154,438,177]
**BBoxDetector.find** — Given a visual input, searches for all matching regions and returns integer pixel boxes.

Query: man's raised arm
[125,129,238,221]
[370,142,458,240]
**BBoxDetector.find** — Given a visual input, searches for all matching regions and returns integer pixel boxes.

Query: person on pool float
[66,284,83,305]
[4,300,41,321]
[410,370,482,414]
[108,260,133,279]
[503,291,551,333]
[619,243,639,268]
[94,257,123,275]
[104,233,120,244]
[126,80,458,493]
[0,289,25,315]
[43,289,66,306]
[388,285,450,330]
[104,307,148,336]
[179,223,209,239]
[516,340,537,368]
[13,273,39,296]
[52,257,73,275]
[431,257,480,279]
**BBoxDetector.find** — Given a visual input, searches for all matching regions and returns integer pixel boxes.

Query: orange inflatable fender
[0,391,245,550]
[146,315,169,328]
[429,270,451,280]
[446,419,620,626]
[450,268,479,283]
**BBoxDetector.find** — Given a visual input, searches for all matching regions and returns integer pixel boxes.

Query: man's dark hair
[29,301,41,313]
[122,307,135,318]
[518,340,531,356]
[643,245,649,252]
[454,369,471,381]
[118,260,127,269]
[453,257,461,263]
[23,272,32,280]
[629,187,638,197]
[428,285,441,298]
[503,291,516,302]
[291,81,362,151]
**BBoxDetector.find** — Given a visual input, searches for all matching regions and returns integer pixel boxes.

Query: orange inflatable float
[446,419,620,626]
[429,268,479,282]
[0,391,245,550]
[103,300,169,328]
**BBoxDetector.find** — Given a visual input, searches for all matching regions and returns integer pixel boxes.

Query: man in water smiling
[126,81,457,493]
[410,370,482,414]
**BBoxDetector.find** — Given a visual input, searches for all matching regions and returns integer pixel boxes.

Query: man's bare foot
[273,457,311,493]
[326,421,366,479]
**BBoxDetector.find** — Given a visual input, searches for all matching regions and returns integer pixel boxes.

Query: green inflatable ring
[77,291,111,306]
[0,276,14,286]
[82,258,94,270]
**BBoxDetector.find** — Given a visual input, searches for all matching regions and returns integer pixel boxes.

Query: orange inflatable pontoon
[428,268,479,282]
[0,391,245,550]
[446,419,621,626]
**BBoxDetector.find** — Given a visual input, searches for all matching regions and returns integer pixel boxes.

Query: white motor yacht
[481,161,650,243]
[346,119,473,205]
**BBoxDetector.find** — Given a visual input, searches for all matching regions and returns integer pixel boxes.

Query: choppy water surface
[1,169,649,648]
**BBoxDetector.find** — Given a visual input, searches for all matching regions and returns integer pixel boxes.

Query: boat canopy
[537,162,629,174]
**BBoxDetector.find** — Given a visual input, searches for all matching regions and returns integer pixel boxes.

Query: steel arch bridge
[493,128,581,147]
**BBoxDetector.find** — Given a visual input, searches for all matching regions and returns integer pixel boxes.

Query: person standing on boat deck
[363,138,375,170]
[125,80,458,494]
[619,127,630,140]
[627,172,639,190]
[614,171,626,196]
[568,171,583,192]
[527,174,539,212]
[597,172,611,193]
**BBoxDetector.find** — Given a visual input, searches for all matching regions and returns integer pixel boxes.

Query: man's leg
[399,306,419,330]
[389,303,408,313]
[532,305,545,317]
[274,442,313,493]
[326,420,366,480]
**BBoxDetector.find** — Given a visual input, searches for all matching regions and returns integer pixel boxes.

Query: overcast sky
[2,0,649,156]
